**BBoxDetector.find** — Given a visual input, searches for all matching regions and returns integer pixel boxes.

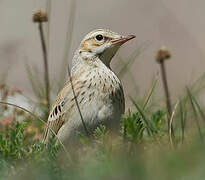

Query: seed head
[0,84,6,90]
[33,10,48,23]
[156,47,171,63]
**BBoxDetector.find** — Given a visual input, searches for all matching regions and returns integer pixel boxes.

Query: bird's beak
[111,35,136,45]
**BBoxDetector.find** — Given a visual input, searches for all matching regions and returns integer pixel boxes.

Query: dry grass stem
[156,47,174,146]
[169,101,179,149]
[33,10,50,113]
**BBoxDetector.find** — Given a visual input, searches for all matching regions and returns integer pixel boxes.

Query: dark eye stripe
[104,37,112,41]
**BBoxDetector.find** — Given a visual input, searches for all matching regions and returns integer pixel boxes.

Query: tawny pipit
[43,29,135,144]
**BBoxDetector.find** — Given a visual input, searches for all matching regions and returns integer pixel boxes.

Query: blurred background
[0,0,204,105]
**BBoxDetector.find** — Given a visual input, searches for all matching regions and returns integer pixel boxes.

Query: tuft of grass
[186,87,203,141]
[1,74,205,179]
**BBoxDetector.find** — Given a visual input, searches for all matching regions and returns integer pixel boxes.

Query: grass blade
[169,101,179,148]
[25,63,45,99]
[186,87,203,142]
[179,100,186,144]
[58,0,76,90]
[190,94,205,123]
[118,43,148,78]
[143,75,158,110]
[129,96,156,138]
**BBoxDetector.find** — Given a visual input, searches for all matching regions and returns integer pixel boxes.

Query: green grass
[1,75,205,180]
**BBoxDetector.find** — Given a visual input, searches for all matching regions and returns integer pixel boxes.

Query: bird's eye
[95,34,103,41]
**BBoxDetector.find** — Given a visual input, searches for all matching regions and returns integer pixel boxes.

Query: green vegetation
[1,75,205,180]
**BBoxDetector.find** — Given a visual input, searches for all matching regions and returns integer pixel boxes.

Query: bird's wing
[42,77,80,143]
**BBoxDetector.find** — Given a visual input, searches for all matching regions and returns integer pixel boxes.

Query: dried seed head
[156,47,171,63]
[33,10,48,23]
[0,84,6,90]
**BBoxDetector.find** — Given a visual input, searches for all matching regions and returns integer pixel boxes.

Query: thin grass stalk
[67,66,89,136]
[160,62,172,126]
[25,63,43,98]
[189,73,205,96]
[118,48,141,78]
[178,73,205,110]
[0,101,71,161]
[58,0,76,90]
[180,73,205,107]
[156,47,174,146]
[169,101,179,149]
[123,71,139,98]
[191,95,205,123]
[186,88,203,141]
[118,42,149,79]
[38,22,50,112]
[179,101,186,144]
[143,76,158,110]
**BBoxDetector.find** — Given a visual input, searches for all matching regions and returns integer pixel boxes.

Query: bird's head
[78,29,135,66]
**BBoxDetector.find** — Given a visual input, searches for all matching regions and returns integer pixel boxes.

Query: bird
[43,29,135,145]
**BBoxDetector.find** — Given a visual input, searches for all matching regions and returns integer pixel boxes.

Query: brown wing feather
[42,74,83,143]
[42,79,72,143]
[42,115,64,143]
